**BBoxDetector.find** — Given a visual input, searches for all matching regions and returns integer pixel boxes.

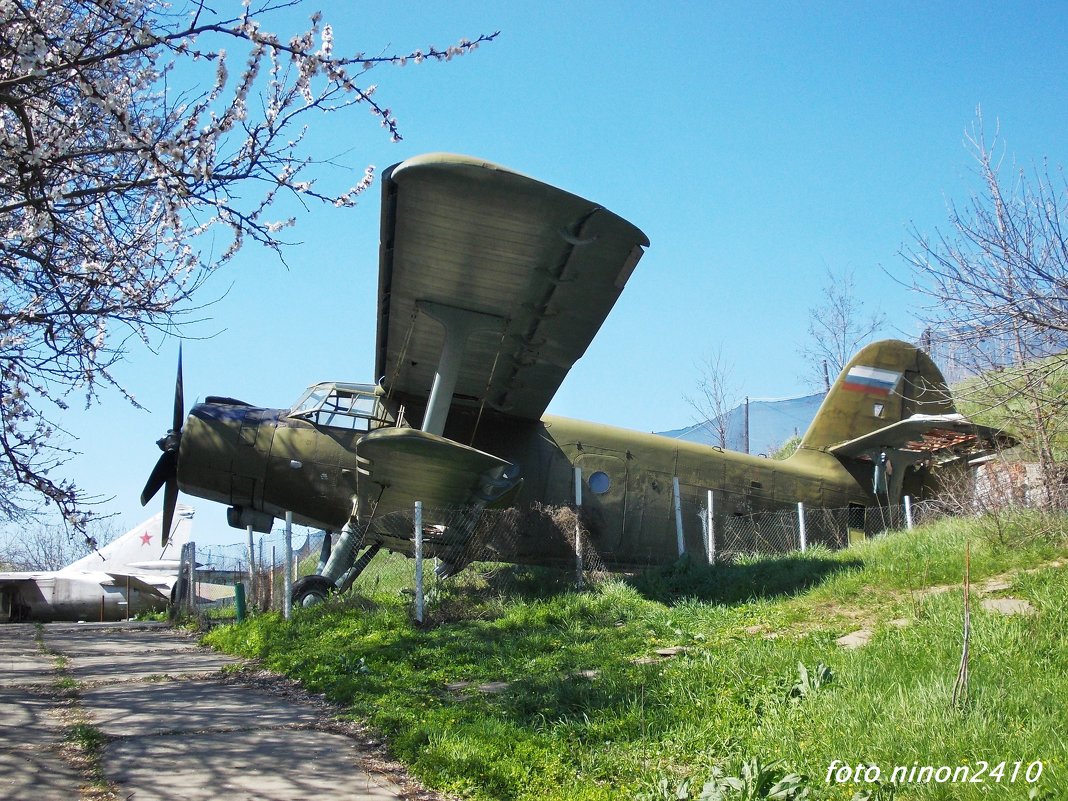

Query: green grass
[953,354,1068,464]
[205,512,1068,800]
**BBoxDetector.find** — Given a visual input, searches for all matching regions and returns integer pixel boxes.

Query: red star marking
[140,532,152,545]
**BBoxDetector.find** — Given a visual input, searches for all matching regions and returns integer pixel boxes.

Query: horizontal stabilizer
[829,413,1016,464]
[105,573,169,598]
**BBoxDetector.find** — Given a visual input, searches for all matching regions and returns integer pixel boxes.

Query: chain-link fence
[192,498,960,619]
[180,496,975,621]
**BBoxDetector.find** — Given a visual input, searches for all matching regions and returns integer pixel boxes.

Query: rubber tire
[292,575,336,608]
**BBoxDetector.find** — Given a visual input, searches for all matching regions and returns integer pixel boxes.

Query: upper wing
[375,154,648,423]
[829,413,1016,464]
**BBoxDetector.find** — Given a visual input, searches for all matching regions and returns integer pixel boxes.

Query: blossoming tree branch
[0,0,496,526]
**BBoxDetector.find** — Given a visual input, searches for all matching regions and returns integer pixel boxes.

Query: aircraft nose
[178,401,282,512]
[177,401,251,506]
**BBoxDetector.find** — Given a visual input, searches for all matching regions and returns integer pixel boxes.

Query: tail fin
[798,340,955,451]
[59,505,195,574]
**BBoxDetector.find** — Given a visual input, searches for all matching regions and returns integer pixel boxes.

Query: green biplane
[141,154,1011,605]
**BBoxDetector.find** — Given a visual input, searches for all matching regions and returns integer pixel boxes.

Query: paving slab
[836,629,873,648]
[104,728,404,800]
[0,622,431,801]
[0,689,67,747]
[0,652,57,687]
[0,744,84,801]
[981,597,1036,616]
[0,623,41,653]
[69,648,241,683]
[82,677,323,737]
[43,630,199,657]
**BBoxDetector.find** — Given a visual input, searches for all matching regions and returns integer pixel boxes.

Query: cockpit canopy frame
[287,382,394,432]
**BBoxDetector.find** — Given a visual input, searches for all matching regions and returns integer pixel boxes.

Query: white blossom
[0,0,496,525]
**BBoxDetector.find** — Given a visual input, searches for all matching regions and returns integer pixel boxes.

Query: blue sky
[28,0,1068,547]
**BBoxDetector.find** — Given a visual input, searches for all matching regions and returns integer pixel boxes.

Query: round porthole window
[588,470,611,494]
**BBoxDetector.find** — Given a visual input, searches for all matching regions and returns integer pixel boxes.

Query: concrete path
[0,622,437,801]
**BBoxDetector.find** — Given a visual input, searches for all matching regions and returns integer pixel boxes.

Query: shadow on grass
[428,551,862,608]
[626,552,863,604]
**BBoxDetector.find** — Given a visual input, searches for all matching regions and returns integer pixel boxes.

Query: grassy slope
[952,355,1068,463]
[205,513,1068,800]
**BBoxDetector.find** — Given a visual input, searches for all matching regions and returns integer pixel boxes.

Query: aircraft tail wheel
[292,575,335,608]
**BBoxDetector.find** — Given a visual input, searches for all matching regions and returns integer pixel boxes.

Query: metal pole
[744,396,750,454]
[573,467,583,585]
[904,495,914,530]
[672,477,685,556]
[283,512,293,620]
[270,546,276,610]
[414,501,424,624]
[187,542,196,615]
[797,502,807,552]
[235,582,246,622]
[246,524,255,608]
[706,490,715,564]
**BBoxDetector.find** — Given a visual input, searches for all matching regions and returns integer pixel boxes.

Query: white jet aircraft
[0,505,194,622]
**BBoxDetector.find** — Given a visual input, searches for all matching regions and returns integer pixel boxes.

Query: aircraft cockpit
[287,382,395,432]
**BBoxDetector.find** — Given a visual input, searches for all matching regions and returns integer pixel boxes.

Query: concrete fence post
[187,542,196,614]
[283,512,293,620]
[706,490,715,564]
[414,501,424,624]
[672,477,685,557]
[574,467,584,586]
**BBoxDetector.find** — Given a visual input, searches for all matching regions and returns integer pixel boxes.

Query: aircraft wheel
[292,575,335,608]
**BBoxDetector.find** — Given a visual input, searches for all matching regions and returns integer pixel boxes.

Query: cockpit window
[288,382,393,431]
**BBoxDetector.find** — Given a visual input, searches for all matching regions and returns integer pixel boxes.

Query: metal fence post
[672,476,685,556]
[235,582,246,622]
[904,495,914,530]
[245,524,255,609]
[187,542,196,615]
[797,502,807,552]
[414,501,424,624]
[706,489,715,564]
[574,466,584,586]
[283,512,293,620]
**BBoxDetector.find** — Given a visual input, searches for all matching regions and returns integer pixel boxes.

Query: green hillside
[206,513,1068,800]
[952,354,1068,465]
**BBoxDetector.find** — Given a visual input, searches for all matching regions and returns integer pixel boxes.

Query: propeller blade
[140,450,177,506]
[172,344,185,434]
[161,476,178,549]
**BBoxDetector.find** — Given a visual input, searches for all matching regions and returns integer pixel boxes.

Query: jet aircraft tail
[796,340,955,453]
[59,505,195,575]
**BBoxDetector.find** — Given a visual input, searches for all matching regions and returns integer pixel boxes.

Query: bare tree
[902,111,1068,506]
[0,516,120,570]
[687,348,740,449]
[798,267,886,391]
[0,1,495,526]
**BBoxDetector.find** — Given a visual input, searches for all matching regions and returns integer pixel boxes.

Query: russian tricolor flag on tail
[841,365,902,396]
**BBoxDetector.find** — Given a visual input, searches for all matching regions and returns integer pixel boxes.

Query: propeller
[141,346,184,547]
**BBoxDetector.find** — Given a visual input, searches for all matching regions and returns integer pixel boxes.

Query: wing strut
[418,300,505,436]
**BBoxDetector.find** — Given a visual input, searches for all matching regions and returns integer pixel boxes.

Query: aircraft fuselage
[0,575,169,623]
[176,392,882,568]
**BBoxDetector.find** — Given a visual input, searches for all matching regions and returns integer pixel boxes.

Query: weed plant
[205,512,1068,800]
